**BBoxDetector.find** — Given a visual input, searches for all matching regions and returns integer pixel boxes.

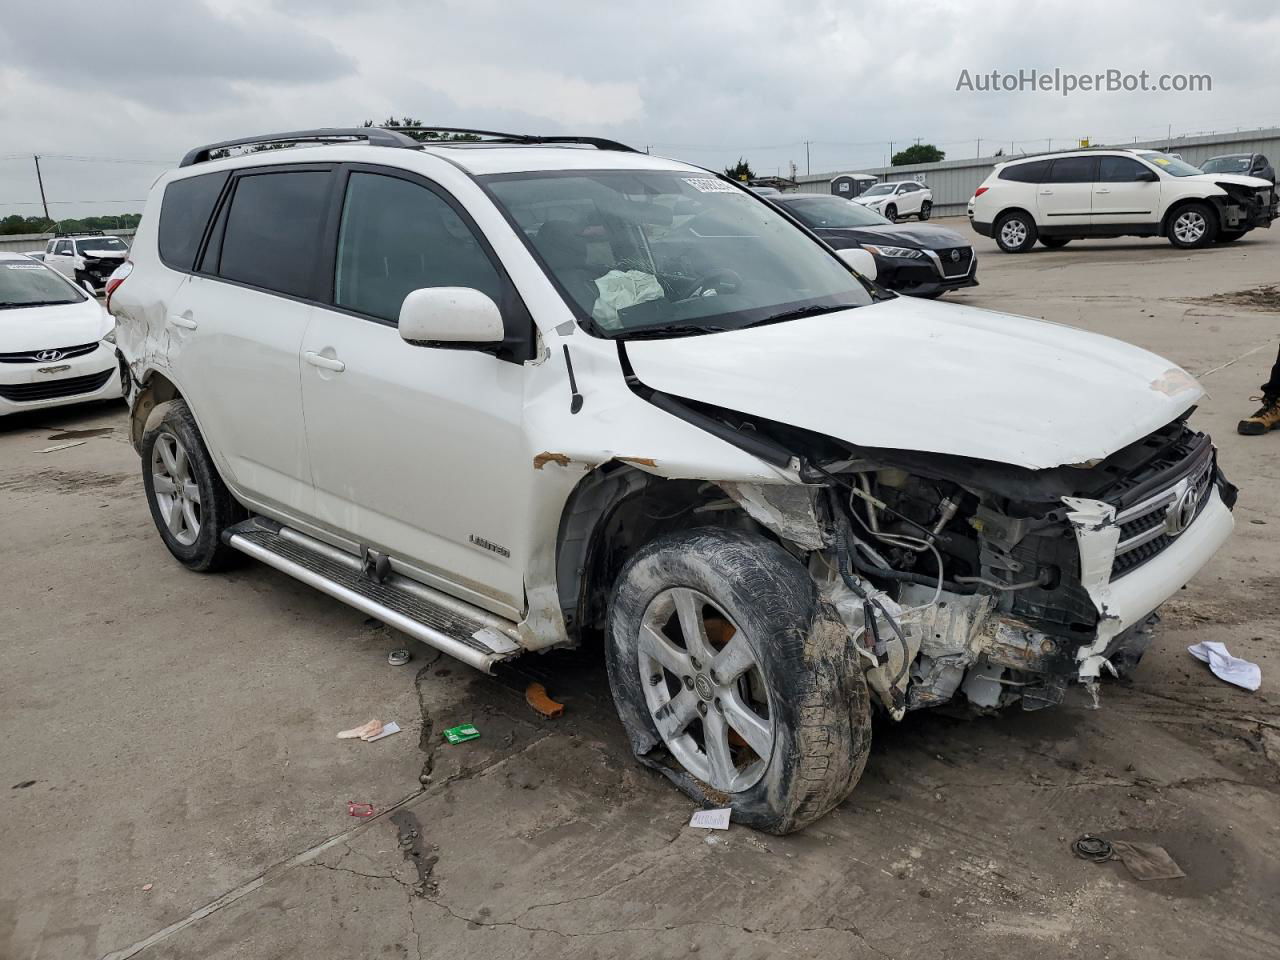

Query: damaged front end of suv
[749,415,1238,719]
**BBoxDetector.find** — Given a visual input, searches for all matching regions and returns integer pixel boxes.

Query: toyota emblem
[1164,484,1200,537]
[35,349,64,362]
[949,249,961,262]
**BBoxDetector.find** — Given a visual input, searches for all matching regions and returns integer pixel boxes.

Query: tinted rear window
[217,171,331,298]
[158,172,228,270]
[998,160,1049,183]
[1046,156,1097,183]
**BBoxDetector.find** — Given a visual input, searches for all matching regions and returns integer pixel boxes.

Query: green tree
[891,144,945,166]
[723,157,756,181]
[363,117,482,142]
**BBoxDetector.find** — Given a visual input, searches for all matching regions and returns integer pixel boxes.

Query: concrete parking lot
[4,224,1280,960]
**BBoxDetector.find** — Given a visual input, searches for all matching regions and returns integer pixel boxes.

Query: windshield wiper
[618,323,728,340]
[0,300,75,309]
[737,303,851,329]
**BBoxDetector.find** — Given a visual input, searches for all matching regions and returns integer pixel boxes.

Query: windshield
[1135,151,1203,177]
[860,184,895,197]
[485,170,873,338]
[0,259,86,308]
[782,196,892,228]
[1200,156,1250,174]
[76,237,128,254]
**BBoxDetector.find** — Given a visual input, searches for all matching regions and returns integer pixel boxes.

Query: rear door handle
[304,351,345,373]
[1095,188,1111,194]
[168,313,198,330]
[1039,189,1054,195]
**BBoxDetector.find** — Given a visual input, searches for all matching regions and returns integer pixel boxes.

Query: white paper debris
[364,721,401,742]
[1188,641,1261,691]
[689,807,732,830]
[38,441,86,454]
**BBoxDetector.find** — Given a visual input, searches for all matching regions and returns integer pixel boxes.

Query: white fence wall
[789,128,1280,217]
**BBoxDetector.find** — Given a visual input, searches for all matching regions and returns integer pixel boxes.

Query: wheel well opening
[129,372,181,452]
[556,465,770,648]
[1161,198,1218,235]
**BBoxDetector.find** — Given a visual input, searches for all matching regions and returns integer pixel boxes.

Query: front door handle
[1039,189,1054,195]
[168,313,198,330]
[305,351,346,373]
[1095,188,1112,194]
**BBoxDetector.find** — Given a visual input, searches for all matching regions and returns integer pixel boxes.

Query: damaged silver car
[111,128,1236,834]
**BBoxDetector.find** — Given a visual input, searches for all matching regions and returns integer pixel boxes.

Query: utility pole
[976,138,981,158]
[804,140,811,176]
[33,155,51,227]
[888,141,894,164]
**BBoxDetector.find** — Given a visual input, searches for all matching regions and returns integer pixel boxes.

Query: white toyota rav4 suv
[969,148,1277,252]
[111,128,1235,833]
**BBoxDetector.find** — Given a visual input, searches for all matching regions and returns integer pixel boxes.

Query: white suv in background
[968,148,1277,252]
[44,232,131,292]
[853,180,932,221]
[110,127,1233,833]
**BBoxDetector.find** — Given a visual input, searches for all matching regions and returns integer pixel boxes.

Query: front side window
[54,241,72,255]
[1134,151,1203,177]
[0,260,85,308]
[1046,156,1098,183]
[782,196,892,228]
[486,170,873,338]
[217,170,331,298]
[1097,156,1152,182]
[334,172,503,323]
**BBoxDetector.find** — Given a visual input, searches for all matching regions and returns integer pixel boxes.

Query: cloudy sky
[1,0,1277,220]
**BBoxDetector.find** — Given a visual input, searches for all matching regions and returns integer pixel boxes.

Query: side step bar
[223,517,523,673]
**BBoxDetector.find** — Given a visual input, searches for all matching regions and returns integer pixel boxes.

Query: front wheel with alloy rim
[918,201,932,221]
[1168,202,1218,248]
[606,527,872,834]
[883,203,898,221]
[995,211,1038,252]
[141,399,245,571]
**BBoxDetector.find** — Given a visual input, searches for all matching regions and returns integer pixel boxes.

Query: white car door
[47,239,74,279]
[898,183,922,216]
[1036,155,1096,228]
[1091,155,1161,228]
[167,166,332,518]
[298,166,531,617]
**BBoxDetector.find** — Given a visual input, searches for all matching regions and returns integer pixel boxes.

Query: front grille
[0,342,100,364]
[935,247,973,278]
[1109,443,1215,579]
[0,368,113,402]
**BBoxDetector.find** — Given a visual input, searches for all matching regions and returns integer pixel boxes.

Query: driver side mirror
[398,287,504,346]
[837,247,878,283]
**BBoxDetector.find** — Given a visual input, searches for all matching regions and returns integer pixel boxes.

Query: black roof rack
[381,126,640,153]
[179,127,422,167]
[55,229,105,237]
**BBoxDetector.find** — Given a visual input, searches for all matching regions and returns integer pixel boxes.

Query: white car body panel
[625,296,1201,471]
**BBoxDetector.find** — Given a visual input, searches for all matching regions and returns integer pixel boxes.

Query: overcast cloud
[1,0,1277,219]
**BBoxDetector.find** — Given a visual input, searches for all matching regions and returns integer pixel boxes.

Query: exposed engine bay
[704,406,1238,719]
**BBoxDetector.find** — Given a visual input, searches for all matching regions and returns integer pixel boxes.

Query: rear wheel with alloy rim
[606,527,872,834]
[995,210,1038,252]
[141,399,245,571]
[1168,202,1218,248]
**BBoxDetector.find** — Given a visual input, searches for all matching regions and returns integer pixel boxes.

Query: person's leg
[1238,345,1280,435]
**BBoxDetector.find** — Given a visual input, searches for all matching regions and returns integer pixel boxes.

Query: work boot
[1238,395,1280,435]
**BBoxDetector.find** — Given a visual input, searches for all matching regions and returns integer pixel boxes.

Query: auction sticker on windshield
[5,263,44,270]
[683,178,740,193]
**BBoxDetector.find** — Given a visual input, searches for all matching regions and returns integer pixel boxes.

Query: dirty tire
[141,399,245,572]
[883,203,898,222]
[1167,201,1218,249]
[605,527,871,834]
[995,210,1037,252]
[1039,236,1072,248]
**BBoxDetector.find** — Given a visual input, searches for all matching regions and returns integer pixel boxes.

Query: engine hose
[847,538,978,595]
[835,525,912,686]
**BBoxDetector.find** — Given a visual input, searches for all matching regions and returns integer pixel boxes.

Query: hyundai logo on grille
[949,249,961,262]
[35,349,65,362]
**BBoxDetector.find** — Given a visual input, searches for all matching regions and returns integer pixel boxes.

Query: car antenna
[562,345,584,414]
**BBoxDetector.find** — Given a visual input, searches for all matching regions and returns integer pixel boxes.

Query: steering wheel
[687,268,743,298]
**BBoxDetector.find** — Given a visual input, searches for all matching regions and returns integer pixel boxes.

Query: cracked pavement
[4,225,1280,960]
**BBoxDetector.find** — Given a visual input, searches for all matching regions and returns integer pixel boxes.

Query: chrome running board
[223,517,523,673]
